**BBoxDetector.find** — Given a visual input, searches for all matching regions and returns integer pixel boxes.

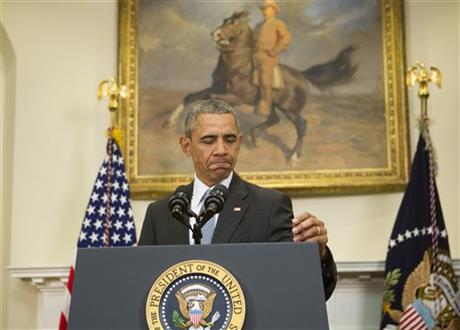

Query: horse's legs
[285,112,307,160]
[250,108,280,148]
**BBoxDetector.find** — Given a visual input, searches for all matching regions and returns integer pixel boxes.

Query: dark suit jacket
[139,174,337,299]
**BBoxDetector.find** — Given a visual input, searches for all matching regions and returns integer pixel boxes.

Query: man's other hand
[292,212,328,259]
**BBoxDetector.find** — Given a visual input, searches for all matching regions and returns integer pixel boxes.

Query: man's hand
[292,212,328,259]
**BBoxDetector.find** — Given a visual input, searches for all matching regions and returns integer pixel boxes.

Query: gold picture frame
[118,0,409,199]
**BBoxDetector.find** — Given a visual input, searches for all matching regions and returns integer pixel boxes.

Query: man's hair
[183,99,241,138]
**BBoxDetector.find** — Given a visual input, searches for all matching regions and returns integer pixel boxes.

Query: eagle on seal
[175,284,220,329]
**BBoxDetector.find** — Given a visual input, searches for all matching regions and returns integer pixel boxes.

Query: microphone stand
[192,221,203,245]
[182,210,214,245]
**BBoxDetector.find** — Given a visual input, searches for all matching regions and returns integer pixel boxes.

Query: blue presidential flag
[380,128,459,329]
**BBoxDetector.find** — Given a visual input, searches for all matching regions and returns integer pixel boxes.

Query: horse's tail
[302,45,358,90]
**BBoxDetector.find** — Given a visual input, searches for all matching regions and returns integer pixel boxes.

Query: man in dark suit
[139,99,336,299]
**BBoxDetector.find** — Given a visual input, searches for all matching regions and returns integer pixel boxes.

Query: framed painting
[118,0,409,199]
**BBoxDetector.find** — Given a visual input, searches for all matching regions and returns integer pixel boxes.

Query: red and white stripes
[58,266,74,330]
[400,305,429,330]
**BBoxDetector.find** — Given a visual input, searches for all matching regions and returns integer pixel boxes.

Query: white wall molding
[9,267,69,329]
[9,260,460,329]
[9,266,69,292]
[337,260,460,274]
[337,261,385,274]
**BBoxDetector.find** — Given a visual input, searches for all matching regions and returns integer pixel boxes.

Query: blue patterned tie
[200,189,216,244]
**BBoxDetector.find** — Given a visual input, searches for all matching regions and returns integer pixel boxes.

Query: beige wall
[1,2,118,328]
[1,1,459,328]
[458,0,460,252]
[405,1,460,258]
[1,21,16,330]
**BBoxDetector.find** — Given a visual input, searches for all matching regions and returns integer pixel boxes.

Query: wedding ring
[316,225,321,236]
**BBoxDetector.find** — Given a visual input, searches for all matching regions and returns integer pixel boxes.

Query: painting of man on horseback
[134,0,395,182]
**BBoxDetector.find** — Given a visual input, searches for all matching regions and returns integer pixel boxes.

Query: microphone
[168,186,191,223]
[200,184,229,223]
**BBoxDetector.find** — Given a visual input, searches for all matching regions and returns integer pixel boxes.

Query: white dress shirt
[188,171,233,244]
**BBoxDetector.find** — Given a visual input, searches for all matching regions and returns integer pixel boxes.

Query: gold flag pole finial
[406,61,442,117]
[97,77,129,146]
[406,62,442,175]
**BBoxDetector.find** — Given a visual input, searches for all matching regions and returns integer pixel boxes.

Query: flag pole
[406,61,444,301]
[96,77,129,247]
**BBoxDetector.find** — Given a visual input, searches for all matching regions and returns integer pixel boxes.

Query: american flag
[59,132,137,329]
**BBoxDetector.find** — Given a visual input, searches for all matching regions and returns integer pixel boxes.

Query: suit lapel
[212,174,249,243]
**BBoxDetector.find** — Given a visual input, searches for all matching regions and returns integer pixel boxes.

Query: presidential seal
[146,260,246,330]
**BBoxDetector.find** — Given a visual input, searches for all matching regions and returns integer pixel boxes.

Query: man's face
[263,6,276,19]
[180,114,242,187]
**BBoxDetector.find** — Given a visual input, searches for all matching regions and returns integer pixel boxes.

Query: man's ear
[179,136,192,157]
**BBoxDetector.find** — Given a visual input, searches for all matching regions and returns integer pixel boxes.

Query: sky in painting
[139,0,381,93]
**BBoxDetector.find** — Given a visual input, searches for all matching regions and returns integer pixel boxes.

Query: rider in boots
[253,0,292,116]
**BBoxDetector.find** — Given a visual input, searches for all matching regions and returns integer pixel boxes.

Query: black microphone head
[173,185,190,197]
[168,185,190,218]
[204,184,228,213]
[213,184,229,200]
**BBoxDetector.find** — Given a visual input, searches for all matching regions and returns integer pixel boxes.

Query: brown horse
[166,11,357,162]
